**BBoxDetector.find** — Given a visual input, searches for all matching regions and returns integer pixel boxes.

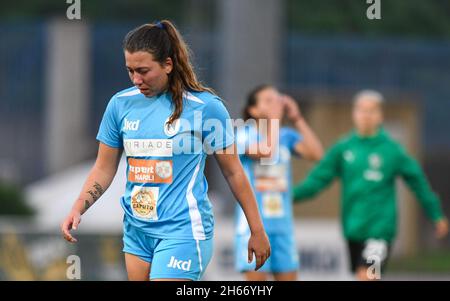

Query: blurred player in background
[61,20,271,281]
[235,85,324,281]
[292,90,449,280]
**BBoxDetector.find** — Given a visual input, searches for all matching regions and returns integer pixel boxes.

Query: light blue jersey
[97,87,234,241]
[235,126,302,235]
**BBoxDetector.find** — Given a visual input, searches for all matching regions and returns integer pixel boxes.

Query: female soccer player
[292,90,449,280]
[234,85,324,281]
[60,20,270,281]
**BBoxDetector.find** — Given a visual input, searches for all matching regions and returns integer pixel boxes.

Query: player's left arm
[282,94,324,161]
[398,146,448,238]
[214,145,271,271]
[203,99,270,270]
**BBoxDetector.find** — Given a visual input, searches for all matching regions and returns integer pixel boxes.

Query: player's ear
[163,57,173,75]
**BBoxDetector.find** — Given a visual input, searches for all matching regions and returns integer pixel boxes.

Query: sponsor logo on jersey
[124,139,173,157]
[262,192,284,218]
[128,158,173,183]
[369,153,382,169]
[364,153,383,181]
[123,118,140,131]
[253,161,288,192]
[130,186,159,220]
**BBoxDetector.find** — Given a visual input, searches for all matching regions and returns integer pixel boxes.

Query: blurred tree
[287,0,450,38]
[0,182,34,216]
[2,0,449,38]
[0,0,214,27]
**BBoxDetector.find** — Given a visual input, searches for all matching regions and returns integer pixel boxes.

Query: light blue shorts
[235,232,299,273]
[122,218,213,281]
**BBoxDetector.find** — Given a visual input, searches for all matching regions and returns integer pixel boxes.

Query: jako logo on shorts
[167,256,191,271]
[123,118,140,131]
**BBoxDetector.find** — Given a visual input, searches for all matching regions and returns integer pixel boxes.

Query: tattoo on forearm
[84,200,91,211]
[93,182,104,195]
[87,190,96,200]
[84,182,104,211]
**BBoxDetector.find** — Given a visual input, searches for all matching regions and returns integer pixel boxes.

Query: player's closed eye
[126,68,149,75]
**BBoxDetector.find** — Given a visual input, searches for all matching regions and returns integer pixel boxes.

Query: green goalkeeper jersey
[292,127,444,242]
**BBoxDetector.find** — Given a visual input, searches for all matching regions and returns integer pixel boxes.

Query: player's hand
[435,218,449,239]
[247,230,271,271]
[61,210,82,243]
[281,94,302,122]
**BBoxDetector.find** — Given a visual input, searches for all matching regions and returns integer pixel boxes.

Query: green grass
[388,251,450,274]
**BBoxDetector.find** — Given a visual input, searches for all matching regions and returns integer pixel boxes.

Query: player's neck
[356,127,379,138]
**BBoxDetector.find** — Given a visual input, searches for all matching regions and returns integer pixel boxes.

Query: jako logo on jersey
[123,118,140,131]
[167,256,191,271]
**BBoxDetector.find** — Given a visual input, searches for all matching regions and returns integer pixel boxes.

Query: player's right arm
[61,143,122,243]
[292,142,341,202]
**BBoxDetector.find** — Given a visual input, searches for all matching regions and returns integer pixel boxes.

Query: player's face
[125,50,173,97]
[250,88,284,120]
[352,98,383,134]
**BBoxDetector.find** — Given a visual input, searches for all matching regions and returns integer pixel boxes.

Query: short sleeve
[202,99,235,153]
[284,127,303,154]
[96,96,123,148]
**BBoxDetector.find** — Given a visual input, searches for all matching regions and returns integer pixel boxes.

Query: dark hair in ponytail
[243,84,273,121]
[123,20,214,125]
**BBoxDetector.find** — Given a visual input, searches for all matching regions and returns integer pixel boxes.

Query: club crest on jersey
[369,153,382,169]
[123,118,140,131]
[344,150,355,163]
[164,117,180,137]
